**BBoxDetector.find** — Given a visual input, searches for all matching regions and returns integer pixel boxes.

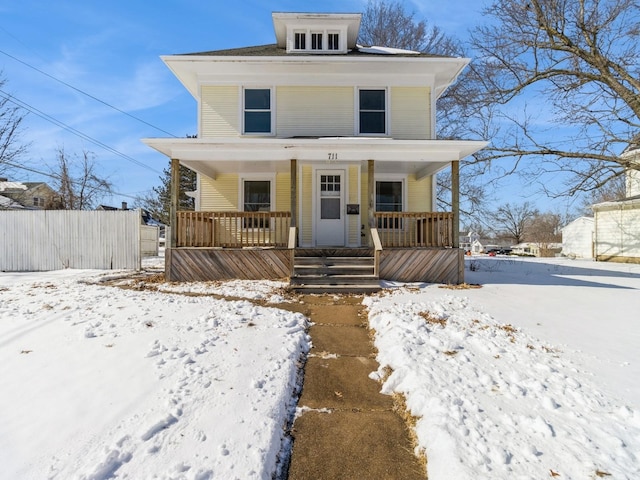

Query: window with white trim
[289,29,342,53]
[244,88,272,134]
[294,32,306,50]
[311,32,323,50]
[376,181,403,229]
[359,89,386,134]
[243,180,271,227]
[327,33,339,50]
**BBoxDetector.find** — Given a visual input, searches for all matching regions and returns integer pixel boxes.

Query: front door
[316,169,345,246]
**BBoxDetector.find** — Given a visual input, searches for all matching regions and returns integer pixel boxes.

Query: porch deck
[165,211,463,285]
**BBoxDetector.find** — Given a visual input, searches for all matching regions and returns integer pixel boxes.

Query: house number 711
[328,153,338,160]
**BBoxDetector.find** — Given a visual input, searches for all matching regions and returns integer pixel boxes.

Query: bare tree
[465,0,640,197]
[578,174,627,215]
[359,0,462,54]
[0,74,29,175]
[359,1,490,220]
[527,212,562,242]
[135,161,196,226]
[490,202,539,244]
[51,148,112,210]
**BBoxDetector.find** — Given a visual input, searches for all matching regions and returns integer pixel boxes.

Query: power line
[0,90,162,174]
[0,48,178,138]
[2,160,144,201]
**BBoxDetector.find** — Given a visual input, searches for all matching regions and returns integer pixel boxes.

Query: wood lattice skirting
[165,248,291,282]
[165,247,464,284]
[379,248,464,284]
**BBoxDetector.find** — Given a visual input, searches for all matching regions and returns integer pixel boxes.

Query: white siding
[595,205,640,260]
[201,85,240,137]
[277,86,354,137]
[561,217,594,259]
[627,168,640,197]
[0,210,143,271]
[390,87,431,140]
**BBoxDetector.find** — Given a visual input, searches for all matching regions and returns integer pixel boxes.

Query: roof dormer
[272,12,361,54]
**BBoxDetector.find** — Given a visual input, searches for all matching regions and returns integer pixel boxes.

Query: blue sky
[1,0,563,214]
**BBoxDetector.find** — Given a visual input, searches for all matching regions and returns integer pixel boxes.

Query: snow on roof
[356,44,420,55]
[0,194,24,208]
[0,181,27,192]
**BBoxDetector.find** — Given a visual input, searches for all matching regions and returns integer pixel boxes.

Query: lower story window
[244,180,271,228]
[376,181,402,228]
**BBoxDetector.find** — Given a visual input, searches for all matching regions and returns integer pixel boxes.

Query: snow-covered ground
[0,268,307,480]
[368,256,640,480]
[1,256,638,479]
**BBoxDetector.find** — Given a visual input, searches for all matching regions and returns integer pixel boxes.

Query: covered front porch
[144,136,486,286]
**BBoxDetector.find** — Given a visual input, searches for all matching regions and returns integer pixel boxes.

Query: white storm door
[316,170,345,246]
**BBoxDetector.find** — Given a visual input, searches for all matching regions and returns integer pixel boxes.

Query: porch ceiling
[142,137,487,177]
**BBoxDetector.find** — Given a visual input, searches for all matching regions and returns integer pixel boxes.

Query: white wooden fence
[0,210,158,271]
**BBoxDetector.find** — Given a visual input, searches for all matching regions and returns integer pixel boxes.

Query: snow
[0,268,308,480]
[1,256,639,479]
[367,257,640,479]
[356,44,420,55]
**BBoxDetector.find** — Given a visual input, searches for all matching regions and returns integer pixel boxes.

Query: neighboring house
[511,242,562,257]
[0,179,60,210]
[591,142,640,263]
[143,12,487,284]
[469,239,484,255]
[561,217,595,259]
[460,231,480,252]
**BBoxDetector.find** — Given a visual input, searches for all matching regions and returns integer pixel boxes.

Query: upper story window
[311,32,323,50]
[359,89,386,135]
[290,29,341,53]
[294,32,306,50]
[328,33,339,50]
[244,88,272,134]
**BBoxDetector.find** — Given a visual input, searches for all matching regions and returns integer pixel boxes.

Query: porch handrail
[370,228,382,278]
[176,211,291,248]
[373,212,454,248]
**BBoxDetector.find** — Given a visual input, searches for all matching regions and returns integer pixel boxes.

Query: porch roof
[142,137,487,179]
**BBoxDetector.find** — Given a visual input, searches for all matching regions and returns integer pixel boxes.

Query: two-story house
[144,12,487,287]
[0,179,60,210]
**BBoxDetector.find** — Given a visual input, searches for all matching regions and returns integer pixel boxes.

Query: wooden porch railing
[176,211,291,247]
[374,212,454,247]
